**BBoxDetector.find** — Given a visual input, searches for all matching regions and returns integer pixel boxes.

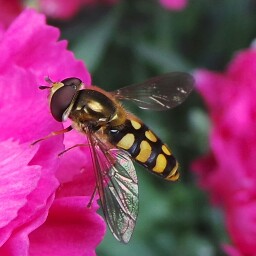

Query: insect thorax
[69,89,126,131]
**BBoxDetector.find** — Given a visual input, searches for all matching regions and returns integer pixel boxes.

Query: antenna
[39,85,52,90]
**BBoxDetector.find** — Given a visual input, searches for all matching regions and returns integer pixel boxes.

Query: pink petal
[194,70,235,118]
[225,200,256,255]
[56,130,96,198]
[228,49,256,87]
[0,10,105,255]
[0,66,60,143]
[0,194,55,255]
[192,46,256,254]
[39,0,90,19]
[0,0,23,28]
[29,197,106,256]
[159,0,187,10]
[0,8,104,255]
[0,140,40,240]
[38,0,118,19]
[0,8,90,85]
[223,244,243,256]
[0,137,61,249]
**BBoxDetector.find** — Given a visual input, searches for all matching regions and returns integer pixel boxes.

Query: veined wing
[111,72,194,111]
[87,132,138,243]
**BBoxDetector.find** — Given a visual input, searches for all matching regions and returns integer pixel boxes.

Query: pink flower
[0,0,187,26]
[0,0,117,25]
[192,48,256,255]
[0,0,23,28]
[0,8,105,255]
[38,0,187,18]
[38,0,117,19]
[159,0,187,10]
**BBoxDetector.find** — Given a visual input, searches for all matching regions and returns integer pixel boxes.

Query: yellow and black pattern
[107,119,179,181]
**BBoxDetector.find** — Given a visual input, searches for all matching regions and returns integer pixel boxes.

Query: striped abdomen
[107,119,179,181]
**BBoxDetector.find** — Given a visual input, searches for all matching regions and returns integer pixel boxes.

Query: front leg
[58,143,88,156]
[31,125,73,145]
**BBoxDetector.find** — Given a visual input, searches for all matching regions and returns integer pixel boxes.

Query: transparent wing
[112,72,194,110]
[87,132,138,243]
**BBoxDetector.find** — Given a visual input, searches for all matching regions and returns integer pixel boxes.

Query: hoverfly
[35,72,194,243]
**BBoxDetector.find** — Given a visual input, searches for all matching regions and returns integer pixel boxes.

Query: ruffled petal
[0,140,40,242]
[192,47,256,254]
[29,197,106,256]
[0,8,104,255]
[159,0,187,10]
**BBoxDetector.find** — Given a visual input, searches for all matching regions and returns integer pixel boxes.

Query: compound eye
[61,77,82,89]
[50,85,77,122]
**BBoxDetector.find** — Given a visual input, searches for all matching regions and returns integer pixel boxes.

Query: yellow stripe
[166,163,179,181]
[162,144,171,155]
[131,120,141,130]
[87,100,103,112]
[135,140,152,163]
[117,133,135,150]
[145,130,157,142]
[152,154,167,173]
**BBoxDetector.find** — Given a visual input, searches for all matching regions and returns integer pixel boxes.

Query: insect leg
[87,185,97,208]
[31,125,73,145]
[58,143,88,157]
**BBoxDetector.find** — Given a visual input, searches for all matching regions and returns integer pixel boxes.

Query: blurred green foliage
[50,0,256,255]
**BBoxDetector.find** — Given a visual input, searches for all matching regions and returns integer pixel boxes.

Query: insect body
[108,118,179,181]
[38,72,194,243]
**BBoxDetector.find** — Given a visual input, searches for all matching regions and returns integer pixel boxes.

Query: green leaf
[135,43,193,72]
[73,6,121,72]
